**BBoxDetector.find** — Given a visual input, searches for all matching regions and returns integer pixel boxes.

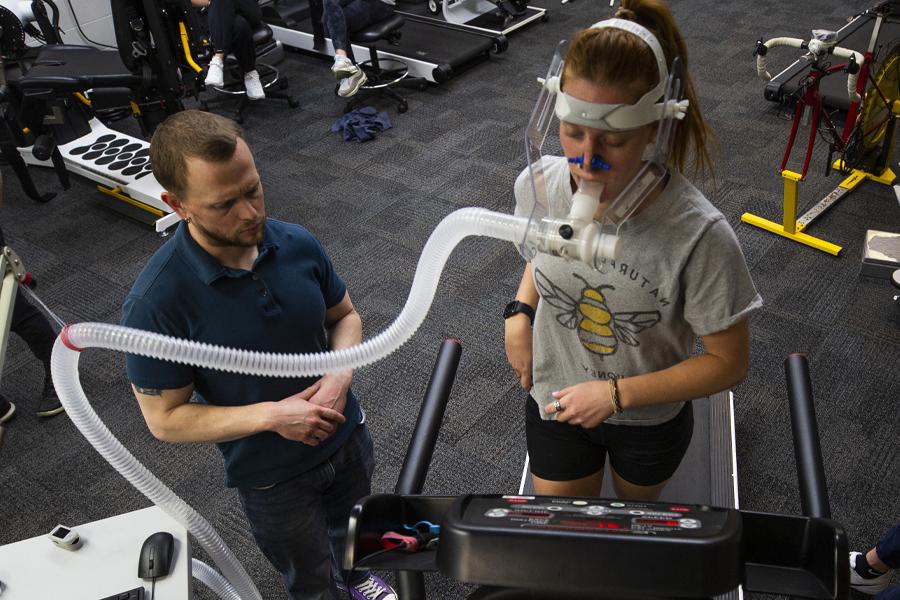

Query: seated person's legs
[851,523,900,595]
[202,0,265,99]
[322,0,395,97]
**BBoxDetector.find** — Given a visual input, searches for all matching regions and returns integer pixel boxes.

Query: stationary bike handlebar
[756,36,863,103]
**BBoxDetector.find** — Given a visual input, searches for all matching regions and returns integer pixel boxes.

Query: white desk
[0,506,192,599]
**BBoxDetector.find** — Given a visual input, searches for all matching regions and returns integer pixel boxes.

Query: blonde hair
[561,0,714,177]
[150,110,245,198]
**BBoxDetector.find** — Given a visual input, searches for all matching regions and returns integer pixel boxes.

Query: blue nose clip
[567,155,611,171]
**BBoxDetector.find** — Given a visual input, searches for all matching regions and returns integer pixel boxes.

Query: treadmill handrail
[395,337,463,495]
[784,353,831,520]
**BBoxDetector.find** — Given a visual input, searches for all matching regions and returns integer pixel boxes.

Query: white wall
[54,0,116,47]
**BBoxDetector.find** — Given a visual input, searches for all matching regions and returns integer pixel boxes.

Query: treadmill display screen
[463,495,727,537]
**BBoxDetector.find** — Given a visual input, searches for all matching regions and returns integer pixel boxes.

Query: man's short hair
[150,110,244,198]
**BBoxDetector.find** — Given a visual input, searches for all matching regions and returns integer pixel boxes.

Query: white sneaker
[850,551,892,595]
[0,397,15,425]
[244,70,265,100]
[332,55,359,79]
[205,57,225,88]
[338,69,368,97]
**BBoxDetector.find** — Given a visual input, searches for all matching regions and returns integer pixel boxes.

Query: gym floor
[0,0,897,598]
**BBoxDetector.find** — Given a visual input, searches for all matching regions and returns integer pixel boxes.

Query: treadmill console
[437,494,743,597]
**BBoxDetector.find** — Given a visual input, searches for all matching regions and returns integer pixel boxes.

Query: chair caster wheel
[398,102,408,113]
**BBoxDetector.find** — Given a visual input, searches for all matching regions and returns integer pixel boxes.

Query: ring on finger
[553,400,562,412]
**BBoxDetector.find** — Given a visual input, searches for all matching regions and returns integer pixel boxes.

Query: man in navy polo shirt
[121,110,395,600]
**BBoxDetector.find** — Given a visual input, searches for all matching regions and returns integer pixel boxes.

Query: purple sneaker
[345,573,397,600]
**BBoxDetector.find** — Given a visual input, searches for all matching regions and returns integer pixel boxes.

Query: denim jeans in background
[877,523,900,569]
[238,424,375,600]
[322,0,394,54]
[207,0,262,73]
[873,523,900,600]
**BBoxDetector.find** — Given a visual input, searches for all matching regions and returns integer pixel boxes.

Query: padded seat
[251,23,273,45]
[350,14,405,44]
[344,14,426,114]
[18,45,140,92]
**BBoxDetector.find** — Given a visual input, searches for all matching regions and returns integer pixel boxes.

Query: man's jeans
[238,424,375,600]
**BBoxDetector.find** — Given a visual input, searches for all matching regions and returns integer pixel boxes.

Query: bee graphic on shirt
[535,269,661,356]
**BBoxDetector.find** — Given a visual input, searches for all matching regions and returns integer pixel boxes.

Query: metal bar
[0,256,18,379]
[781,169,801,234]
[394,338,462,600]
[395,338,463,495]
[784,353,831,519]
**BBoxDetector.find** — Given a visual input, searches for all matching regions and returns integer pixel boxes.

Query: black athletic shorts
[525,395,694,487]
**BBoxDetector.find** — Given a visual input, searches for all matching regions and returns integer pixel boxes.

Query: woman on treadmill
[504,0,762,501]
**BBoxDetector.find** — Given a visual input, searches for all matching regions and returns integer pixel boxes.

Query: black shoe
[0,395,16,424]
[36,380,64,418]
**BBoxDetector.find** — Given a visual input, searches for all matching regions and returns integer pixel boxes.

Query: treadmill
[764,1,900,110]
[345,341,848,600]
[518,392,738,509]
[261,0,506,83]
[517,392,740,600]
[400,0,548,39]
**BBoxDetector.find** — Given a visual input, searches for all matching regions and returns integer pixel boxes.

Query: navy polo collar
[174,219,280,285]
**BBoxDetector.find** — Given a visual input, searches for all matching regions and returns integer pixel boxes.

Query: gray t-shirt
[514,157,762,425]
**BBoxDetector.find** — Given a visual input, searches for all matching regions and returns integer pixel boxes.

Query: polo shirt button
[251,274,259,281]
[260,289,267,297]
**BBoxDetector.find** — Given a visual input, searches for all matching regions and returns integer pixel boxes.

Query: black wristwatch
[503,300,535,326]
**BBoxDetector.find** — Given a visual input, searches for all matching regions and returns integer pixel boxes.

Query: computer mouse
[138,531,175,580]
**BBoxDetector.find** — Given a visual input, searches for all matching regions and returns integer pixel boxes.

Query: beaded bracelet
[607,377,623,414]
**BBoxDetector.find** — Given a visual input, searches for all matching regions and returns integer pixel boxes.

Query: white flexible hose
[193,558,242,600]
[51,207,531,599]
[51,344,262,600]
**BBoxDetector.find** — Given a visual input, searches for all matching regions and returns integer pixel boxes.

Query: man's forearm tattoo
[135,386,163,396]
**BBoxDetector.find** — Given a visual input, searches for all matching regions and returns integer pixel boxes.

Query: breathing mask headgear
[519,18,688,269]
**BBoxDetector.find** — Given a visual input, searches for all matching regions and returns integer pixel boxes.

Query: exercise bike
[743,8,900,256]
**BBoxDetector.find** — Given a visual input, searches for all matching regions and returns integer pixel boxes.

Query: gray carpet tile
[1,0,899,597]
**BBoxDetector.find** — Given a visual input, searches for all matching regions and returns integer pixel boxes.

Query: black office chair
[343,14,427,114]
[202,22,299,123]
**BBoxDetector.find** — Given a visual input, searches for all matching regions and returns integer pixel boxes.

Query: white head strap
[548,18,689,131]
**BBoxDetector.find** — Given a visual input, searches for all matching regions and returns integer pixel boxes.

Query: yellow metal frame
[740,166,888,256]
[742,101,900,256]
[179,22,204,73]
[97,185,166,217]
